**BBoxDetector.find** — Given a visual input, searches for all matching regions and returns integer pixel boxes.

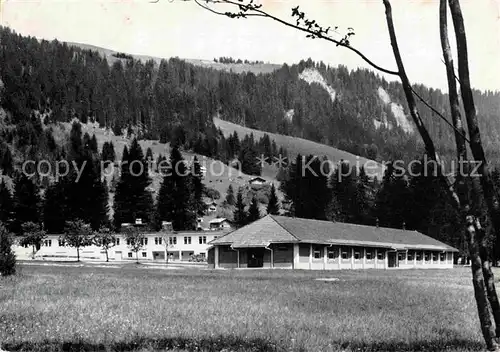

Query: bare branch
[191,0,400,76]
[410,86,470,144]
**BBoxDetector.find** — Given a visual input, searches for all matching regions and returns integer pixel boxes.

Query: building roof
[249,177,266,183]
[209,215,458,252]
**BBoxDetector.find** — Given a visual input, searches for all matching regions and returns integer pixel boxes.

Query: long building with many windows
[14,229,226,262]
[207,215,458,270]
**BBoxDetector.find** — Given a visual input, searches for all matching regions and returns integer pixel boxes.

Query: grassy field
[0,264,492,352]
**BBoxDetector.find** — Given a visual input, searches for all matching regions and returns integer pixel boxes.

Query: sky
[1,0,499,92]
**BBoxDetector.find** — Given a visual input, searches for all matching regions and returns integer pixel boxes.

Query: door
[388,252,398,268]
[247,248,264,268]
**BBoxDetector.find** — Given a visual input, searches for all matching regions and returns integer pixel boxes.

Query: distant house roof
[209,215,458,251]
[249,177,266,184]
[209,218,231,225]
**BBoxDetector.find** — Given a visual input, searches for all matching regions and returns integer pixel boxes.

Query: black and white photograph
[0,0,500,351]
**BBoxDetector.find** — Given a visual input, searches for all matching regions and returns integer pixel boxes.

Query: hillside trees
[4,26,500,166]
[281,154,329,220]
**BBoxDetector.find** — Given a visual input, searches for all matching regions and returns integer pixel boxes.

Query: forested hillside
[2,26,499,167]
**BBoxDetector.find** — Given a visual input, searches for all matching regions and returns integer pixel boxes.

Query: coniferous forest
[1,26,500,259]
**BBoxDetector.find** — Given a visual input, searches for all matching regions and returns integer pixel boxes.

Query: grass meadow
[0,264,492,351]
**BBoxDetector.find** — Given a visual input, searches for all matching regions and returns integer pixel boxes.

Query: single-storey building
[207,215,458,270]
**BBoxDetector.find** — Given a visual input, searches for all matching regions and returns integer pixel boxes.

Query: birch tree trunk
[446,0,500,338]
[467,216,500,350]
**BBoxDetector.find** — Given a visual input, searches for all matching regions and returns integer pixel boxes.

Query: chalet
[209,218,233,231]
[207,215,457,270]
[205,201,217,213]
[248,177,266,186]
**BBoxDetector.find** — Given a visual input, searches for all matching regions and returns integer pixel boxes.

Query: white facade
[291,244,454,270]
[13,231,226,262]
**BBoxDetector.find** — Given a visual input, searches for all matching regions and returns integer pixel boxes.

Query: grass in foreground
[0,264,492,351]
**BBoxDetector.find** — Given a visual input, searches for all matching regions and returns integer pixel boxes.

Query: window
[424,252,430,261]
[127,239,132,246]
[128,252,133,258]
[377,251,384,260]
[313,246,322,259]
[114,238,120,246]
[169,237,177,245]
[328,247,338,260]
[44,239,52,247]
[366,249,374,260]
[432,252,438,261]
[440,252,446,262]
[341,248,349,260]
[398,252,406,262]
[155,237,162,245]
[142,252,147,258]
[184,236,192,245]
[407,251,414,261]
[199,236,207,244]
[58,239,65,246]
[416,251,422,261]
[354,249,361,260]
[140,238,148,246]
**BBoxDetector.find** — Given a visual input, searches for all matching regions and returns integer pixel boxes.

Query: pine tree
[374,162,412,229]
[146,147,154,162]
[89,135,98,154]
[0,143,14,176]
[113,139,153,229]
[282,155,329,220]
[156,145,194,231]
[69,121,84,161]
[225,184,236,205]
[267,183,280,215]
[12,173,41,234]
[102,141,116,163]
[189,156,206,217]
[0,180,13,226]
[247,196,261,223]
[43,180,68,233]
[233,187,247,227]
[0,222,16,276]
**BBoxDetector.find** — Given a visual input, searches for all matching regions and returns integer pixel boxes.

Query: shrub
[0,222,16,276]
